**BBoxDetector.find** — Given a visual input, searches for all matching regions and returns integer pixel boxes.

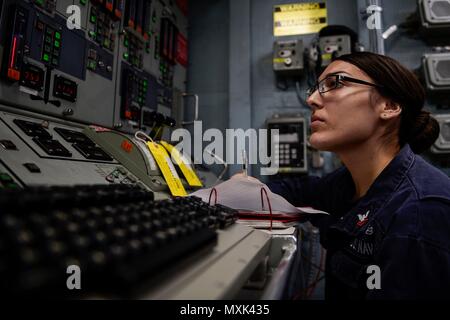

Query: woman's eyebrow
[317,71,352,82]
[322,71,351,78]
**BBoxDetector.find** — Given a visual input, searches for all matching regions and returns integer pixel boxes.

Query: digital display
[53,75,77,102]
[20,63,44,91]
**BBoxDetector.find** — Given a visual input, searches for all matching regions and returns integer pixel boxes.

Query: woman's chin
[310,133,333,151]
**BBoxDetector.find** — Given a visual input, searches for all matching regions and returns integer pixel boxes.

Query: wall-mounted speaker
[431,114,450,153]
[419,0,450,44]
[422,52,450,104]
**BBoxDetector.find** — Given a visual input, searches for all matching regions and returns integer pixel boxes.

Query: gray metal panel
[50,68,116,127]
[228,0,252,176]
[0,107,144,187]
[186,0,229,178]
[249,0,358,180]
[82,126,170,197]
[188,0,359,180]
[56,0,74,18]
[373,0,428,70]
[172,9,188,92]
[0,62,116,129]
[141,224,272,299]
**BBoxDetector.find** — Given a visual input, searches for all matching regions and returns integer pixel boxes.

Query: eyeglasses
[306,74,384,98]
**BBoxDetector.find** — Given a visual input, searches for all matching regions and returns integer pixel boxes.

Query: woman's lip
[311,115,325,122]
[311,120,325,129]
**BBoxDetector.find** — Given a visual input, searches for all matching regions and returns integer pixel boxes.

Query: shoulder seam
[405,175,420,201]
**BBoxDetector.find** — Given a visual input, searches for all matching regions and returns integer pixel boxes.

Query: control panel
[0,107,149,190]
[273,39,304,76]
[267,116,308,174]
[319,34,352,68]
[0,0,188,136]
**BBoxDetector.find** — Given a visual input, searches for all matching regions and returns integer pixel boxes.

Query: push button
[23,163,41,173]
[0,172,14,183]
[0,140,18,150]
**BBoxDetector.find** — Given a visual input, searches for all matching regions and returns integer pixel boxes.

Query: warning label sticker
[274,2,328,36]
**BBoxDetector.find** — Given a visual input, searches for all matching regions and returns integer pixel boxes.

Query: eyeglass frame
[306,74,384,98]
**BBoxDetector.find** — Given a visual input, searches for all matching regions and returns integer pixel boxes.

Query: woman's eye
[325,78,337,88]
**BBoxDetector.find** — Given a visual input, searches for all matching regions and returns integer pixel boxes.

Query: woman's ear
[380,100,402,120]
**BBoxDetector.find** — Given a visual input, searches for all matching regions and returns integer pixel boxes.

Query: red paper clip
[260,187,273,231]
[208,187,218,205]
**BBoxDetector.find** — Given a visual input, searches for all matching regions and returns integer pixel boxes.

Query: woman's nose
[306,90,322,110]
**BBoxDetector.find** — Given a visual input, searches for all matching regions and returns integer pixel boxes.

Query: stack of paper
[190,174,329,228]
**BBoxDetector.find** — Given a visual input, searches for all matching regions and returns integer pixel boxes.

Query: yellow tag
[273,58,285,64]
[321,53,332,61]
[146,142,187,196]
[160,141,203,187]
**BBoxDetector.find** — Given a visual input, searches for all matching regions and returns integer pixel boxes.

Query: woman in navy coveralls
[266,52,450,299]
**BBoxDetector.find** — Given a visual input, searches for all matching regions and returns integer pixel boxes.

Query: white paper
[190,174,329,216]
[236,220,298,229]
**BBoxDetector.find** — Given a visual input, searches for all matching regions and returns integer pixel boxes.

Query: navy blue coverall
[267,144,450,299]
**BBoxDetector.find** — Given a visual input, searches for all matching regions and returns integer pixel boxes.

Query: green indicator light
[123,53,129,60]
[124,38,129,47]
[143,80,148,87]
[89,30,96,39]
[54,40,60,48]
[6,183,20,190]
[90,15,97,23]
[35,0,44,6]
[55,32,61,40]
[43,53,50,62]
[88,60,97,70]
[80,0,87,5]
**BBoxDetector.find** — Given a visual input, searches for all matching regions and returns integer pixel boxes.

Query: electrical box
[422,52,450,104]
[273,40,304,76]
[319,35,352,68]
[419,0,450,44]
[267,116,307,174]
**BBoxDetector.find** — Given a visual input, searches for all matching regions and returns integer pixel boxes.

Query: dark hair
[334,52,440,154]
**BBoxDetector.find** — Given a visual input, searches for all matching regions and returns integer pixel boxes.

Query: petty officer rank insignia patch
[356,210,370,227]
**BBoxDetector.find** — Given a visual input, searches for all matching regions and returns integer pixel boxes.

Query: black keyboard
[0,184,238,298]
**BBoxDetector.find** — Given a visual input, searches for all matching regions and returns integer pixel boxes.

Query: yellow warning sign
[274,2,327,36]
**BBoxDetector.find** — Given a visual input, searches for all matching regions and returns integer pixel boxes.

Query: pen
[242,150,248,176]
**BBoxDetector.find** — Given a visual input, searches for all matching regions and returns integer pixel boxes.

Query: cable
[306,246,325,299]
[292,227,326,300]
[275,75,288,91]
[300,250,326,273]
[295,81,309,109]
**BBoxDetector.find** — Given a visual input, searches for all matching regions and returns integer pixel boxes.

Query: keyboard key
[0,185,236,297]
